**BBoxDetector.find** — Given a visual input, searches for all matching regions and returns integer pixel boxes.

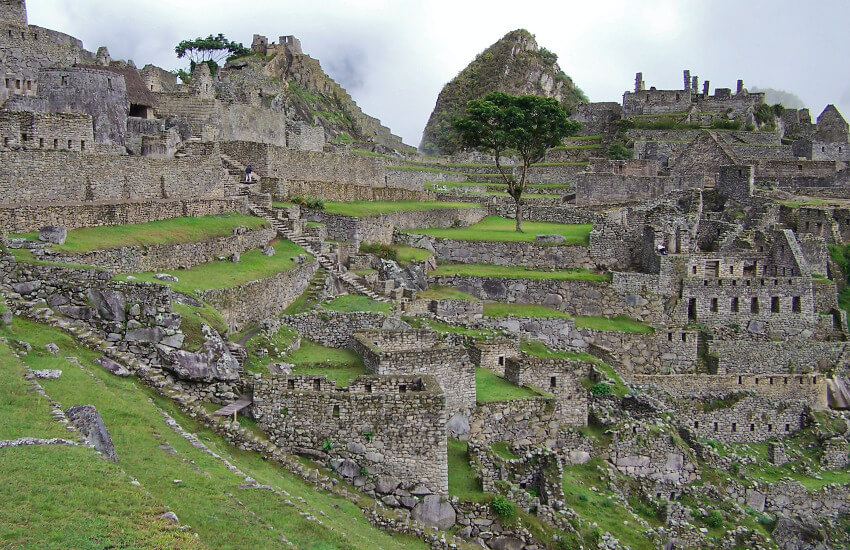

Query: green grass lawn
[483,302,572,318]
[392,244,433,264]
[0,317,423,550]
[322,201,476,217]
[447,439,487,502]
[407,216,592,245]
[491,441,519,460]
[476,367,540,402]
[287,339,367,387]
[116,240,310,293]
[242,324,300,374]
[520,340,598,362]
[322,295,392,313]
[574,315,654,333]
[416,286,479,301]
[12,213,268,253]
[171,302,229,350]
[431,263,611,282]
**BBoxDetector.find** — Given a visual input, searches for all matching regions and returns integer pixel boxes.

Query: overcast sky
[26,0,850,147]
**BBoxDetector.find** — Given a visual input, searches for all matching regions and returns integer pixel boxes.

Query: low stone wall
[469,339,519,375]
[608,429,697,485]
[198,260,317,332]
[309,207,486,246]
[633,373,828,409]
[413,237,594,270]
[426,274,660,322]
[276,311,388,348]
[469,398,558,447]
[53,227,276,272]
[710,339,849,374]
[283,179,431,202]
[0,197,246,233]
[762,480,850,520]
[253,374,448,495]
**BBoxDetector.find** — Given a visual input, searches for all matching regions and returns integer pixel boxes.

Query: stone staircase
[220,153,260,197]
[247,199,390,303]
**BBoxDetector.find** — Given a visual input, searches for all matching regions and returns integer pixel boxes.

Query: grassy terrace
[407,216,593,245]
[286,340,367,387]
[483,303,653,333]
[322,200,476,217]
[0,318,421,549]
[12,213,268,253]
[116,240,309,293]
[416,286,479,301]
[322,294,392,314]
[476,367,540,402]
[431,263,611,282]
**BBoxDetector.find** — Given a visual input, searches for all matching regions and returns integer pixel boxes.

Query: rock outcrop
[420,29,586,155]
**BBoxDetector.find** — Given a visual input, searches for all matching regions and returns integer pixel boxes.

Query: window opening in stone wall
[731,423,736,432]
[688,298,697,321]
[21,133,27,141]
[681,332,687,342]
[53,138,58,148]
[751,297,759,313]
[768,424,773,432]
[731,297,739,312]
[738,376,742,384]
[287,379,294,389]
[26,81,31,91]
[107,78,113,90]
[15,79,20,89]
[692,266,697,275]
[550,376,557,389]
[313,379,321,391]
[365,384,372,393]
[498,355,505,366]
[694,421,699,429]
[771,297,780,313]
[38,138,43,148]
[792,296,801,313]
[399,385,407,393]
[750,424,755,431]
[729,266,734,274]
[332,405,339,418]
[710,298,718,312]
[785,424,790,431]
[769,377,774,385]
[713,422,718,432]
[3,138,9,147]
[668,332,673,341]
[67,139,72,149]
[61,76,68,86]
[80,140,85,151]
[4,78,10,88]
[20,31,24,39]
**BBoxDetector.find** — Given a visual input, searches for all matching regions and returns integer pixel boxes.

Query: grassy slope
[117,240,309,293]
[322,201,476,217]
[431,263,610,281]
[408,216,592,245]
[476,367,539,402]
[14,213,268,253]
[447,439,487,502]
[322,295,392,314]
[0,317,424,550]
[286,340,367,387]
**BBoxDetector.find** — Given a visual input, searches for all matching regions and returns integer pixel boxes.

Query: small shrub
[359,242,397,261]
[322,439,334,451]
[745,123,756,131]
[290,195,306,206]
[606,142,632,160]
[363,431,375,442]
[710,119,742,130]
[305,198,325,210]
[705,509,723,528]
[589,382,613,395]
[491,495,515,519]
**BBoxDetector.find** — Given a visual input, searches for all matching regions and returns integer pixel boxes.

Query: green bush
[589,382,613,395]
[359,242,397,261]
[710,119,742,130]
[606,142,632,160]
[289,196,325,210]
[705,510,723,528]
[490,495,515,519]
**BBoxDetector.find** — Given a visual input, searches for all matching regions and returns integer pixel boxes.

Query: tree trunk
[515,196,523,232]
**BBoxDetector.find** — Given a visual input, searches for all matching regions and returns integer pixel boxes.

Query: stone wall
[504,355,589,426]
[253,374,448,495]
[0,145,225,204]
[198,260,317,332]
[0,110,94,152]
[680,397,807,444]
[575,173,707,206]
[153,92,217,139]
[710,340,849,374]
[418,237,594,270]
[0,197,246,233]
[523,163,586,185]
[53,227,275,272]
[352,330,475,413]
[608,428,697,485]
[633,373,827,409]
[426,275,660,322]
[283,180,430,202]
[307,207,486,246]
[469,398,559,447]
[276,310,387,348]
[468,338,519,375]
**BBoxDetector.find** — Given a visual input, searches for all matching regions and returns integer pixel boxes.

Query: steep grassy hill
[419,29,587,155]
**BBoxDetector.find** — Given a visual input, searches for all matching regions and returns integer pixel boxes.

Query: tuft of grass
[12,213,268,253]
[407,216,592,245]
[431,263,610,282]
[476,367,540,402]
[491,441,519,460]
[322,201,476,217]
[322,295,391,314]
[416,286,479,301]
[172,303,229,350]
[574,315,654,333]
[483,302,571,318]
[116,240,310,293]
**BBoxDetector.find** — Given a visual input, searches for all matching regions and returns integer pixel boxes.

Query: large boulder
[38,225,67,245]
[379,259,427,291]
[158,324,240,382]
[55,305,95,320]
[11,281,40,295]
[86,288,126,322]
[95,356,130,377]
[411,495,456,529]
[125,327,164,343]
[65,405,118,462]
[772,515,829,550]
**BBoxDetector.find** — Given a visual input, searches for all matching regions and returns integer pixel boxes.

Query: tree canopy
[175,34,250,73]
[453,91,580,231]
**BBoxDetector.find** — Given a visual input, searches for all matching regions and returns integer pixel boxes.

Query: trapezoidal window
[792,296,801,313]
[771,297,780,313]
[731,297,739,312]
[129,104,149,118]
[751,297,759,313]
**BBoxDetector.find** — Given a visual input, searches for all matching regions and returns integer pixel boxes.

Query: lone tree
[453,92,579,231]
[175,34,250,75]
